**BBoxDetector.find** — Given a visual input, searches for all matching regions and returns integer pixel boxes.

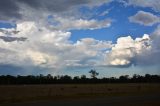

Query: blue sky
[70,1,158,43]
[0,0,160,77]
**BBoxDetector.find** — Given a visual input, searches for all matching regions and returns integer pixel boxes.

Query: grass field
[0,83,160,104]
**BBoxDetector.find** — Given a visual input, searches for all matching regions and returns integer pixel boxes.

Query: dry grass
[0,83,160,104]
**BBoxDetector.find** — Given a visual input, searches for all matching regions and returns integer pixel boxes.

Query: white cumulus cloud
[106,34,151,66]
[0,21,113,70]
[49,16,112,30]
[129,11,160,26]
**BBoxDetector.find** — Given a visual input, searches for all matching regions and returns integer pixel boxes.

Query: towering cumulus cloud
[106,34,151,67]
[0,21,113,69]
[0,0,114,73]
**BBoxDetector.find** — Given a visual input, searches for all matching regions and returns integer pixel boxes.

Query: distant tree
[89,69,99,79]
[47,74,53,79]
[73,76,80,80]
[119,75,129,82]
[81,75,86,79]
[0,73,160,84]
[133,74,140,79]
[80,75,87,83]
[60,75,72,82]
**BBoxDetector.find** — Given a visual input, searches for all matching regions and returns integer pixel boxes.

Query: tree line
[0,72,160,84]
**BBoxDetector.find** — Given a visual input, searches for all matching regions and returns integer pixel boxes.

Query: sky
[0,0,160,77]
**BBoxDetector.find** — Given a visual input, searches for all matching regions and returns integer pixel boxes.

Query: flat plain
[0,83,160,106]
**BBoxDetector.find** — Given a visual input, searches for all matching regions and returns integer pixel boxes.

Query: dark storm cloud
[0,64,56,76]
[0,36,27,42]
[134,51,160,66]
[0,0,21,20]
[0,64,24,75]
[0,0,110,20]
[18,0,90,11]
[132,26,160,67]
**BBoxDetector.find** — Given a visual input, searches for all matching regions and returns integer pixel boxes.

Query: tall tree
[89,69,99,79]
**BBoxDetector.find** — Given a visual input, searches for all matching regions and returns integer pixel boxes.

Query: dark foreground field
[0,83,160,106]
[1,94,160,106]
